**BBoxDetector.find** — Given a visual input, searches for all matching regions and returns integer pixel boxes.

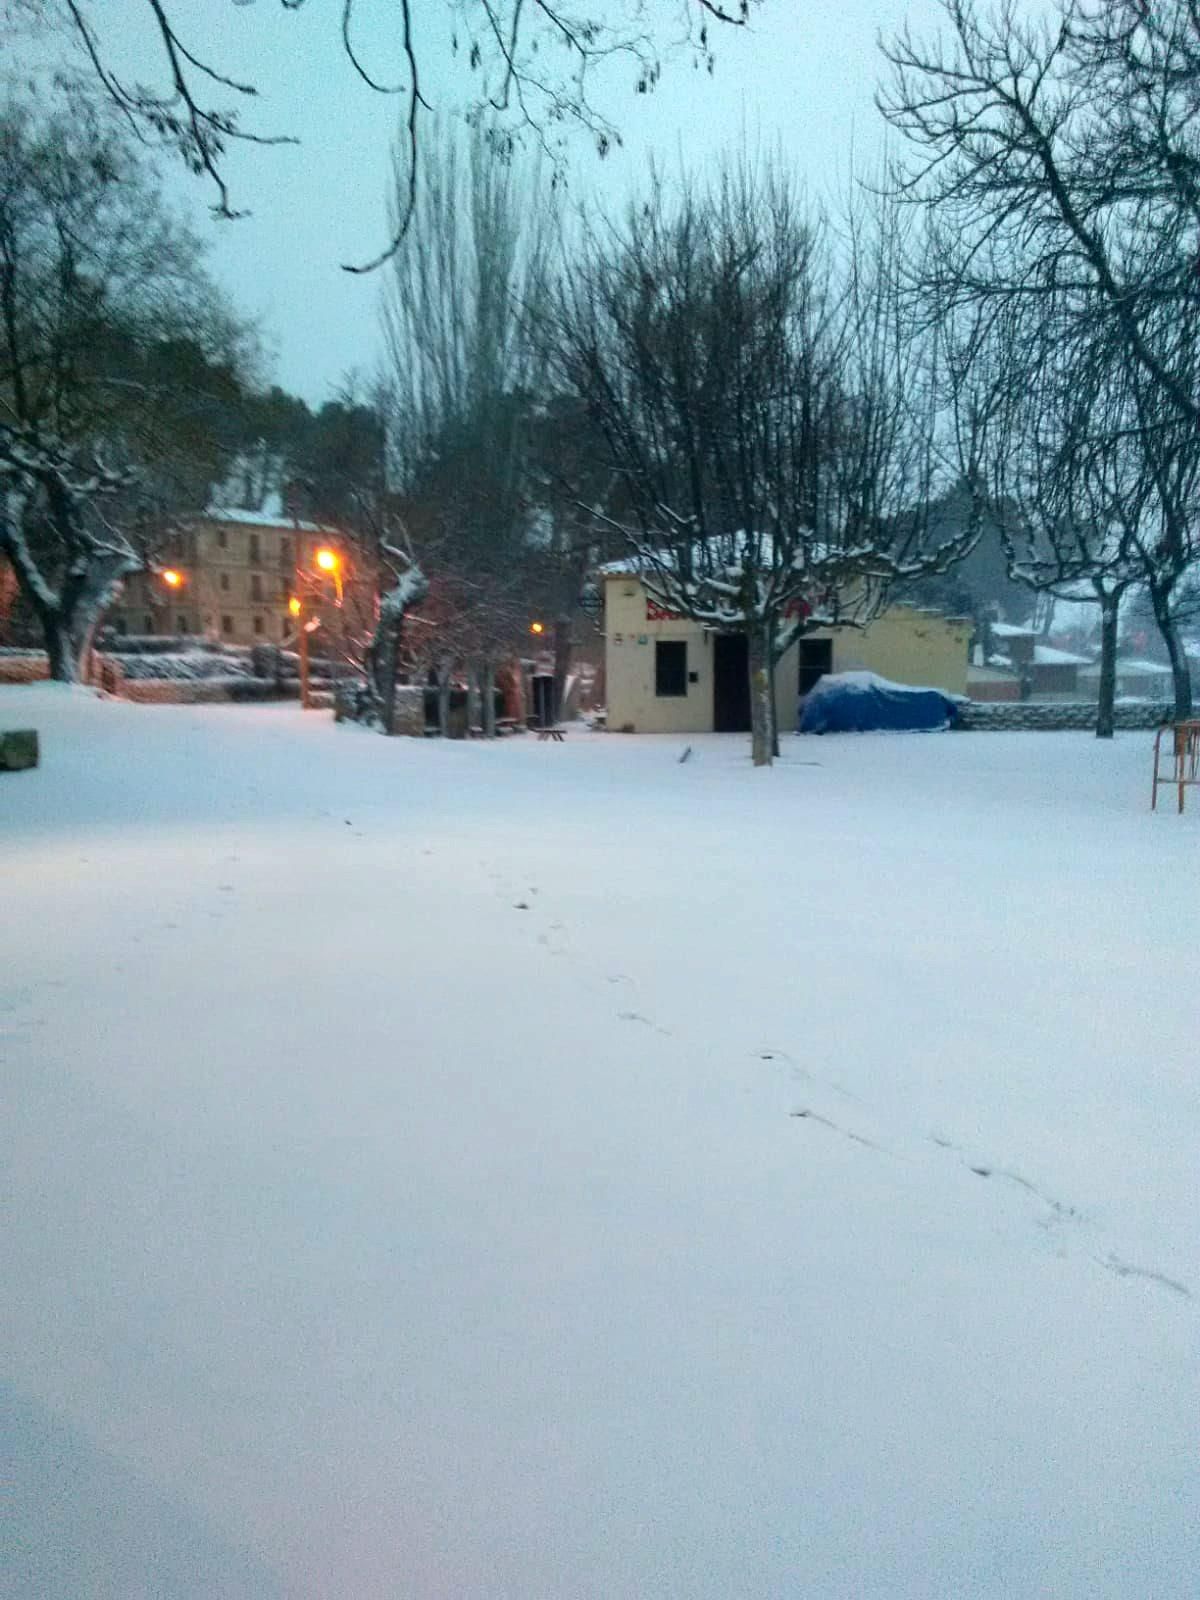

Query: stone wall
[958,700,1173,732]
[333,680,425,734]
[117,675,285,704]
[0,651,50,684]
[389,685,426,736]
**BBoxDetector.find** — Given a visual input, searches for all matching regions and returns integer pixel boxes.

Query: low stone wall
[333,680,425,735]
[958,700,1173,731]
[118,676,286,704]
[0,651,50,684]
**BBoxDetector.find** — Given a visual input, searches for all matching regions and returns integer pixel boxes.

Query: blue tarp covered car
[799,671,961,734]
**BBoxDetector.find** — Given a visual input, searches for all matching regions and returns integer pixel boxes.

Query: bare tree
[380,122,558,732]
[977,301,1153,736]
[0,94,249,679]
[11,0,761,268]
[545,164,977,765]
[879,0,1200,715]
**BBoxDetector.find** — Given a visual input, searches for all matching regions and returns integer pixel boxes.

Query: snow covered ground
[2,684,1197,1600]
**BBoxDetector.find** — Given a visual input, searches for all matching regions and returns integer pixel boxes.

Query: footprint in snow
[790,1108,888,1153]
[618,1011,672,1037]
[1100,1254,1191,1299]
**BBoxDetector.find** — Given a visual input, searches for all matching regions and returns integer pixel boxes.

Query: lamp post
[314,547,345,711]
[289,595,310,709]
[315,546,343,604]
[290,544,345,711]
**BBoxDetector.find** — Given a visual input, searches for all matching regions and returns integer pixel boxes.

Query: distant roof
[968,663,1018,683]
[200,506,336,534]
[1080,656,1174,676]
[1033,644,1091,667]
[990,621,1038,638]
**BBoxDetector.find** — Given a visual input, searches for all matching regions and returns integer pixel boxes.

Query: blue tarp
[799,671,960,734]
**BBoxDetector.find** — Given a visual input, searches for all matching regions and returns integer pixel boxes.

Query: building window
[249,534,260,564]
[655,639,688,697]
[113,618,126,635]
[177,616,190,635]
[217,528,227,550]
[250,573,263,601]
[143,614,154,634]
[221,615,234,636]
[219,572,230,591]
[253,615,264,635]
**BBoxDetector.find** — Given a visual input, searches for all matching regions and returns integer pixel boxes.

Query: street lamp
[530,620,545,636]
[160,568,184,589]
[314,546,343,604]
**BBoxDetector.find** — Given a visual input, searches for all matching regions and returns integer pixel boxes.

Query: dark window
[113,618,126,635]
[219,572,230,591]
[249,534,261,563]
[655,639,688,697]
[177,616,189,635]
[217,528,227,550]
[253,615,264,635]
[250,573,263,601]
[221,615,234,636]
[799,639,833,697]
[143,614,154,634]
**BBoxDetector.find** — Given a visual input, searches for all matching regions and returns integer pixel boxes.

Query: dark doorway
[799,638,833,698]
[713,632,751,732]
[531,674,555,728]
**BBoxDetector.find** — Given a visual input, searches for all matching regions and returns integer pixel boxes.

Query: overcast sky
[92,0,950,405]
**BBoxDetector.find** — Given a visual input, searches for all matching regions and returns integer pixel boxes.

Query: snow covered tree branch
[0,95,255,680]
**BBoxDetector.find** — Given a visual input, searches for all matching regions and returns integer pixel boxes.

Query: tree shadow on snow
[0,1381,289,1600]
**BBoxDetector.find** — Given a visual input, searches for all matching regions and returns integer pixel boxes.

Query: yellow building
[603,571,970,734]
[111,510,340,645]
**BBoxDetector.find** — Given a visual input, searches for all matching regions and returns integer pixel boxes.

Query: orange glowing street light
[160,568,184,589]
[530,620,545,636]
[288,595,302,617]
[314,546,343,604]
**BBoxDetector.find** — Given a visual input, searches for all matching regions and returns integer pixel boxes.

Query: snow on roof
[1033,644,1090,667]
[1080,656,1174,677]
[990,621,1038,638]
[200,506,337,534]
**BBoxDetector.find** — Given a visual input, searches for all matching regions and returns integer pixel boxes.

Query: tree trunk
[748,627,774,767]
[379,624,401,733]
[481,657,497,738]
[436,662,452,738]
[1150,588,1194,720]
[1095,600,1118,740]
[465,663,480,736]
[43,613,77,683]
[766,624,781,757]
[552,617,572,725]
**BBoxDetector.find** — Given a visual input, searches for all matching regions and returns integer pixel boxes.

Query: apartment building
[111,509,339,644]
